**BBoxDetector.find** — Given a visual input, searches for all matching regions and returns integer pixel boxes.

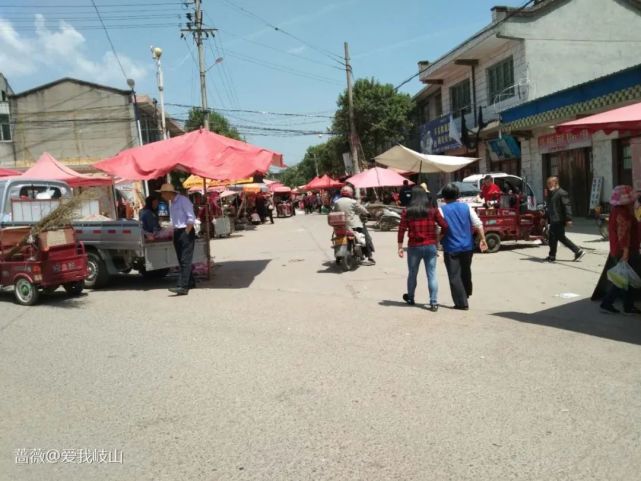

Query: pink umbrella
[95,129,284,181]
[346,167,413,189]
[20,152,112,187]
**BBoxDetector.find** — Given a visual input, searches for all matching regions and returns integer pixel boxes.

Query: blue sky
[0,0,523,165]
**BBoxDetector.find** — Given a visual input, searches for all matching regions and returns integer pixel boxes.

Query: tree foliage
[184,108,242,140]
[332,78,414,163]
[279,136,348,187]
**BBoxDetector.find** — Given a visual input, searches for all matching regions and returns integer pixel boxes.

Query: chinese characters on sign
[14,448,123,465]
[538,129,591,154]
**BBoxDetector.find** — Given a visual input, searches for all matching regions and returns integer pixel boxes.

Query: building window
[488,56,515,104]
[434,91,443,117]
[0,114,11,141]
[616,138,633,186]
[449,79,471,117]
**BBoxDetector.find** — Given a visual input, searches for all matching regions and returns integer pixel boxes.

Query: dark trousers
[173,228,195,290]
[444,251,473,308]
[548,222,580,259]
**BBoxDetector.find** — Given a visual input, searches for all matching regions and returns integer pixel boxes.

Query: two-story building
[0,77,183,170]
[0,73,15,166]
[414,0,641,214]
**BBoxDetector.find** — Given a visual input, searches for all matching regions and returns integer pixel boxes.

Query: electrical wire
[165,102,334,118]
[211,33,242,108]
[225,49,342,86]
[393,0,537,91]
[219,0,344,66]
[0,2,185,7]
[90,0,129,82]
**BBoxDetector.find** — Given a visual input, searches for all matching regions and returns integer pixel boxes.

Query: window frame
[487,56,515,104]
[449,79,471,118]
[0,113,11,142]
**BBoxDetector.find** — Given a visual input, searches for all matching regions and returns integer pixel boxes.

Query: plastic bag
[607,261,641,290]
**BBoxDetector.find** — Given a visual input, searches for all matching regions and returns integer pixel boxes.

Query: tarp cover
[556,101,641,134]
[95,129,284,181]
[375,145,478,174]
[346,167,413,189]
[20,152,112,187]
[0,167,20,177]
[304,174,343,190]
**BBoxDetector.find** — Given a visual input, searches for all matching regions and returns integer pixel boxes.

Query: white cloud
[287,45,306,55]
[0,14,146,86]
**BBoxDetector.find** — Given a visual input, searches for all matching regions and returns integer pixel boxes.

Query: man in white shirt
[159,183,196,296]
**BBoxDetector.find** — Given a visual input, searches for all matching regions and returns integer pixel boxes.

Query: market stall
[0,167,20,177]
[375,144,478,174]
[95,129,283,278]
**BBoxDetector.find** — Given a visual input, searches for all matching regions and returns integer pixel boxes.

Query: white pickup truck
[0,178,207,288]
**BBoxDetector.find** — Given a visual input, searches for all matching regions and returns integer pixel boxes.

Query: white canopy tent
[375,145,478,174]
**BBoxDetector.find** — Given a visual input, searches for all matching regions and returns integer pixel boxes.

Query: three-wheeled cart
[0,226,88,305]
[476,202,548,253]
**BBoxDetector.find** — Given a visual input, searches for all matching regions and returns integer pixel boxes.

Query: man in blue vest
[440,183,487,310]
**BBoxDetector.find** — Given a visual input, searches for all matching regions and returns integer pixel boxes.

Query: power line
[90,0,128,82]
[217,28,344,71]
[0,2,184,7]
[225,49,342,86]
[394,0,537,91]
[211,32,242,108]
[219,0,344,65]
[165,102,334,118]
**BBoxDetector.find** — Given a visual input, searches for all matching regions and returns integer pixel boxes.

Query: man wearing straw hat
[159,183,196,296]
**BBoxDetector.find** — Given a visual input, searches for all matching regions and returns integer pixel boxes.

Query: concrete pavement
[1,212,640,481]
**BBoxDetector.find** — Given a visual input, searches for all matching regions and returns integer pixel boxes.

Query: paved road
[2,213,640,481]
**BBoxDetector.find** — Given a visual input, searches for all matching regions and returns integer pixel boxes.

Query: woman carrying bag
[600,185,641,315]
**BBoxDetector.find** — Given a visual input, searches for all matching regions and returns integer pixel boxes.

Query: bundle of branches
[5,188,99,260]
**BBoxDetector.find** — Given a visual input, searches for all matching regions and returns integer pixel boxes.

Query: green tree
[184,108,242,140]
[332,78,414,163]
[280,137,348,187]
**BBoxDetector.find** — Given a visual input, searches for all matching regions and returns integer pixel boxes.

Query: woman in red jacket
[600,185,641,314]
[398,187,449,312]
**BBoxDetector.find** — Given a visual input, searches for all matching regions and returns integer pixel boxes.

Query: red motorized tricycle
[475,195,548,253]
[0,226,88,305]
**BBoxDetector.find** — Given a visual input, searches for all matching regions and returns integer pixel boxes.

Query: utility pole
[344,42,361,197]
[182,0,216,131]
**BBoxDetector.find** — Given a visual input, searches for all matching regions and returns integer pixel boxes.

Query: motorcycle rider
[333,185,376,265]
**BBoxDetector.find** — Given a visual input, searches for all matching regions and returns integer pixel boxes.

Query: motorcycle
[378,207,401,231]
[328,212,366,271]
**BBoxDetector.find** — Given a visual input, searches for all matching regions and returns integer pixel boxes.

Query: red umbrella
[95,129,284,181]
[556,101,641,134]
[19,152,112,187]
[0,167,20,177]
[304,174,343,190]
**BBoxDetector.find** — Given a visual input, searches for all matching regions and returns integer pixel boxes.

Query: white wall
[503,0,641,98]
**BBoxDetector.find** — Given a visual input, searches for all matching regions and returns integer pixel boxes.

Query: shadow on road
[206,259,271,289]
[493,298,641,345]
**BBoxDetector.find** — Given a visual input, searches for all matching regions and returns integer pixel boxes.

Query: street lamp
[127,78,143,146]
[151,46,168,140]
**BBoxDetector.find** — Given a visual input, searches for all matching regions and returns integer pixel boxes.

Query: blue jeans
[407,244,438,304]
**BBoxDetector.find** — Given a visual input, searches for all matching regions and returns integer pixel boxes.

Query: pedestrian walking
[600,185,641,314]
[398,187,449,312]
[545,176,585,262]
[440,183,488,310]
[399,180,413,207]
[159,183,196,296]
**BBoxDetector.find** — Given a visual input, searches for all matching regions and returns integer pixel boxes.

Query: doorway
[544,148,592,217]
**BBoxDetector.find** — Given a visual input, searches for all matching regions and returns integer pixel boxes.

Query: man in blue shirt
[440,183,487,310]
[159,183,196,296]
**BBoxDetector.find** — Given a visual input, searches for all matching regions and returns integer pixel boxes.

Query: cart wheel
[63,281,84,296]
[85,252,109,289]
[485,233,501,253]
[14,277,40,306]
